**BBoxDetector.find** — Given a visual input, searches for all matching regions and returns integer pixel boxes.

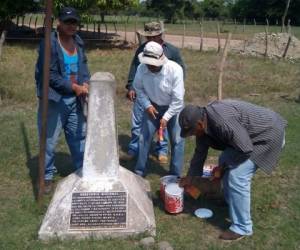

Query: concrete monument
[38,72,156,240]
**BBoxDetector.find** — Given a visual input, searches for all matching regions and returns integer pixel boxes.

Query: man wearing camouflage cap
[122,21,186,164]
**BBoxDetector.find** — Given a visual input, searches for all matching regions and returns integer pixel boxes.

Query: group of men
[35,6,287,242]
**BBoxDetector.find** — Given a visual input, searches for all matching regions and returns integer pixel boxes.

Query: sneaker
[158,155,168,164]
[44,180,54,195]
[119,152,136,161]
[219,230,245,242]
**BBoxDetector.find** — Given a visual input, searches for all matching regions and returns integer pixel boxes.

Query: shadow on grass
[21,122,76,200]
[152,187,231,232]
[118,133,169,176]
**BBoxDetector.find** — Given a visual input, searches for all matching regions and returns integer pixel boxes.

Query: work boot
[219,230,245,242]
[158,155,168,164]
[44,180,54,195]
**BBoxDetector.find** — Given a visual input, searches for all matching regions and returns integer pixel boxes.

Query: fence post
[134,15,137,45]
[217,21,221,53]
[218,32,232,101]
[264,19,269,58]
[243,18,247,52]
[124,19,127,42]
[182,21,186,49]
[199,18,203,52]
[282,35,292,58]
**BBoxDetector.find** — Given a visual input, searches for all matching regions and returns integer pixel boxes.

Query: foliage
[201,0,228,18]
[53,0,139,21]
[0,0,38,30]
[231,0,300,25]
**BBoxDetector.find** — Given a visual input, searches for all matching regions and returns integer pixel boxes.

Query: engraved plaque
[69,192,127,230]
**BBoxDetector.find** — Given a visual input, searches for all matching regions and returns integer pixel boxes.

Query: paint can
[164,183,184,214]
[160,175,179,201]
[202,165,216,178]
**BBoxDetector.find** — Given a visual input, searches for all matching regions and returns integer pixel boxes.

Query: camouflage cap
[138,22,165,37]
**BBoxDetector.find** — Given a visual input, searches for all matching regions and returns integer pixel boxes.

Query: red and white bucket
[160,175,179,201]
[164,183,184,214]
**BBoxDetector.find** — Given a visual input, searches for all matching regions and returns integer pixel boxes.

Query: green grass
[0,44,300,249]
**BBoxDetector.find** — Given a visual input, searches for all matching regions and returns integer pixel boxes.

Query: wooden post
[134,15,137,45]
[182,21,186,49]
[282,0,291,32]
[243,18,247,52]
[93,21,96,37]
[282,35,292,58]
[34,16,38,30]
[199,19,203,52]
[0,30,7,60]
[38,0,53,204]
[29,15,33,28]
[217,21,221,53]
[218,32,231,101]
[124,20,127,42]
[264,19,269,58]
[234,18,237,31]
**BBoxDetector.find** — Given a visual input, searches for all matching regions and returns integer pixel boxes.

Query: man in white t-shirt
[133,41,185,177]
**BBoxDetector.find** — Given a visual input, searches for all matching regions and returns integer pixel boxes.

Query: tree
[201,0,228,18]
[0,0,38,32]
[94,0,139,21]
[54,0,138,22]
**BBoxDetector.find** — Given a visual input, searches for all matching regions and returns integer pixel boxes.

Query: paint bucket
[202,165,216,178]
[164,183,184,214]
[160,175,179,201]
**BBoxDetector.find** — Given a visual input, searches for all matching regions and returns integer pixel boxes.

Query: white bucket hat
[138,41,168,67]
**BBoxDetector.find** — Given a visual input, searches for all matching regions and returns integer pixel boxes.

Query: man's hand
[146,106,158,120]
[126,90,136,102]
[160,118,167,129]
[209,166,224,181]
[72,83,88,97]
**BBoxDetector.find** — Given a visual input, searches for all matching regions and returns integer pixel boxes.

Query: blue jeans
[128,100,168,156]
[219,148,257,235]
[135,105,184,177]
[37,96,86,180]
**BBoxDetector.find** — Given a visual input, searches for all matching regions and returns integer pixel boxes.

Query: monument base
[38,167,156,241]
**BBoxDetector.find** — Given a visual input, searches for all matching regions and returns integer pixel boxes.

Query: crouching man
[179,100,287,241]
[133,41,185,177]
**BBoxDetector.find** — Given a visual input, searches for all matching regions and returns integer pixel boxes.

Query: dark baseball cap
[179,105,206,137]
[58,7,80,22]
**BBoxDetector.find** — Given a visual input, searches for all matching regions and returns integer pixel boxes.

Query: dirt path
[114,30,242,50]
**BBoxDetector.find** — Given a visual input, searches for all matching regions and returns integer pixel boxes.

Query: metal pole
[37,0,53,204]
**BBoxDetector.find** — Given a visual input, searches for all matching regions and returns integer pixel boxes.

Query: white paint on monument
[38,72,156,240]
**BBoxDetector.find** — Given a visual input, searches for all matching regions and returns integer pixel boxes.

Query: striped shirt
[189,99,287,175]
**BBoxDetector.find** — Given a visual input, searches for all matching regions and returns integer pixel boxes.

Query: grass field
[0,43,300,249]
[14,14,300,40]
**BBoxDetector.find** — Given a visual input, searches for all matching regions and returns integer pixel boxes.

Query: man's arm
[132,65,151,109]
[188,137,209,176]
[126,44,145,91]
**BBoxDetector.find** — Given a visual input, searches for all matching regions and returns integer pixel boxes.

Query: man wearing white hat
[122,22,185,164]
[133,41,185,177]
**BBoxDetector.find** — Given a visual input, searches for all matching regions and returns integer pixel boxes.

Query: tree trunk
[100,12,105,23]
